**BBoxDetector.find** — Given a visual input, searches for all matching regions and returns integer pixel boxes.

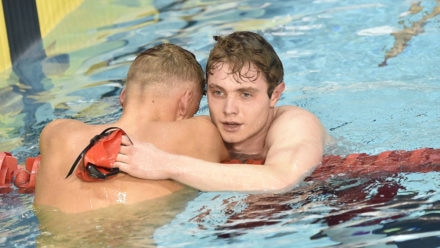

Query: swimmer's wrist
[164,153,189,180]
[161,152,183,180]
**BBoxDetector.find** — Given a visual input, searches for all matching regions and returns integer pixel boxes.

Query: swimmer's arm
[117,109,327,193]
[35,119,76,203]
[170,109,327,192]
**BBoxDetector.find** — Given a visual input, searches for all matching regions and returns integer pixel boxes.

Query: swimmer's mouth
[221,121,241,131]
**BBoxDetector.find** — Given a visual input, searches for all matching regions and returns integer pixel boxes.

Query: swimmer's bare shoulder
[40,119,90,152]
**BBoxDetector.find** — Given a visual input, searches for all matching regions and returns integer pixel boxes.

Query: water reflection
[35,188,197,247]
[158,173,440,247]
[1,0,440,247]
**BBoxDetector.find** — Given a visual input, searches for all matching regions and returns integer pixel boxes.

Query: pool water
[1,0,440,247]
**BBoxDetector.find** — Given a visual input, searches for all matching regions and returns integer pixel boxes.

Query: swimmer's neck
[228,152,265,162]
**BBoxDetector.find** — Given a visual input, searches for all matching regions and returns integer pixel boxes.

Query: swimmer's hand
[114,135,174,180]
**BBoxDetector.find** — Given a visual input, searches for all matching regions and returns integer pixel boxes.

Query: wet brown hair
[206,31,284,97]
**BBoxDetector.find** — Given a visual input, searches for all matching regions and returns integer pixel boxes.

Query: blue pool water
[1,0,440,247]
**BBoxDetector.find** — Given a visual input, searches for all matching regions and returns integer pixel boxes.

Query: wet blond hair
[126,43,204,95]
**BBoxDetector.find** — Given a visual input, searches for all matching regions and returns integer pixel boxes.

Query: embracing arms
[115,108,328,193]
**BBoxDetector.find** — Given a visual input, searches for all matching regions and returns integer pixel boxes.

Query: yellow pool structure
[0,0,83,71]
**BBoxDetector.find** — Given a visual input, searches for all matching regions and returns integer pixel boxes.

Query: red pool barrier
[0,152,40,194]
[1,148,439,194]
[0,152,18,194]
[224,148,440,180]
[313,148,440,180]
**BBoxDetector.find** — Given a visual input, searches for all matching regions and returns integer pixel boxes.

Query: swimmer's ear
[269,82,285,107]
[119,88,127,107]
[176,89,193,120]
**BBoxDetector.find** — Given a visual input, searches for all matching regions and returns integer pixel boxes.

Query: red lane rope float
[0,152,40,194]
[223,148,440,180]
[313,148,440,180]
[0,152,18,194]
[1,147,439,194]
[14,156,40,193]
